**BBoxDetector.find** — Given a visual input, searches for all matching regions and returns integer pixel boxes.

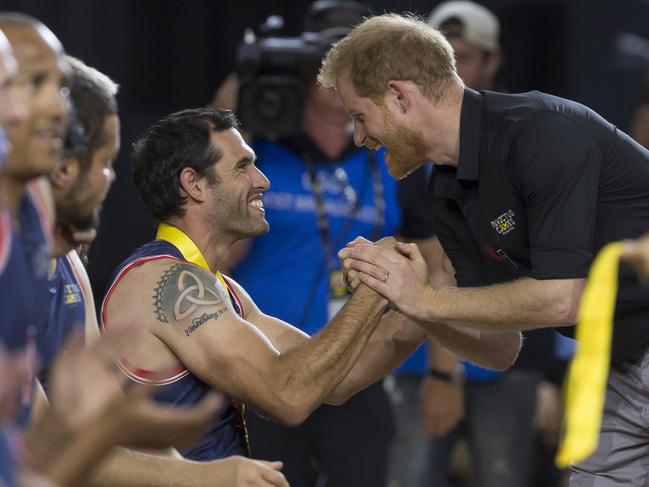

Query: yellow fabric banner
[555,242,623,467]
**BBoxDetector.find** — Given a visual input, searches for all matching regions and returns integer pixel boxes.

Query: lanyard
[155,223,229,291]
[302,150,385,268]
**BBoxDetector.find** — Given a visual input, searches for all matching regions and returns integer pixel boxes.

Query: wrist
[412,284,437,322]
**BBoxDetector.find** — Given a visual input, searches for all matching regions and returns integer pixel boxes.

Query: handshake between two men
[339,236,521,373]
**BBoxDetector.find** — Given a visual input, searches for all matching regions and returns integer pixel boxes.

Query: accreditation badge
[327,269,350,320]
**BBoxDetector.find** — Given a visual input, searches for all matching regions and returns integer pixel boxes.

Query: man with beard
[102,107,519,464]
[320,13,649,487]
[40,56,292,487]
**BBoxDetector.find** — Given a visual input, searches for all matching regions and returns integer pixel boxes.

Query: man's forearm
[87,448,206,487]
[419,277,584,332]
[275,283,388,422]
[326,311,426,404]
[420,321,521,371]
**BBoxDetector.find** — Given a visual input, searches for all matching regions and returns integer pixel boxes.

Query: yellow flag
[555,242,623,467]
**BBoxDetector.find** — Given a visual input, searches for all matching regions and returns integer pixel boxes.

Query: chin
[387,159,424,180]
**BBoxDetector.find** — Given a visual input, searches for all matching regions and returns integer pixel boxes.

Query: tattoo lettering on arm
[152,263,229,336]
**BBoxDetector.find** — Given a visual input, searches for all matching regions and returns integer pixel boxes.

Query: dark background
[2,0,649,303]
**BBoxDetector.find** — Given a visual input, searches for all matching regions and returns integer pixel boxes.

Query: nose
[252,164,270,191]
[352,121,365,147]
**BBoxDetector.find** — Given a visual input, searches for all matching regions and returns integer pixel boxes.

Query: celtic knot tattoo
[153,263,226,325]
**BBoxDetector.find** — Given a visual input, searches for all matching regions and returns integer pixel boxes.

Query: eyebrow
[235,155,256,166]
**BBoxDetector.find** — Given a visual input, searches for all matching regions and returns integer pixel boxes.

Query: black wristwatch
[428,367,464,383]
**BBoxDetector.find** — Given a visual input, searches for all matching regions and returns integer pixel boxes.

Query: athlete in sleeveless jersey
[36,252,86,390]
[102,239,248,461]
[0,183,52,355]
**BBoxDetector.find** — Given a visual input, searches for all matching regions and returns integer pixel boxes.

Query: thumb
[257,460,284,470]
[395,242,423,262]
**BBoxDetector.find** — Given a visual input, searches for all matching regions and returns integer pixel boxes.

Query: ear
[178,167,210,203]
[386,80,415,114]
[49,156,80,190]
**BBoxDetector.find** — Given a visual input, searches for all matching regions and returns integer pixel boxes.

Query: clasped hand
[338,236,431,320]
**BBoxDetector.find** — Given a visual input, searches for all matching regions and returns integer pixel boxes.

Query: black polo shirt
[431,88,649,366]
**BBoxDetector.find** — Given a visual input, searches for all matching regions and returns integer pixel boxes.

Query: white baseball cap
[428,1,500,52]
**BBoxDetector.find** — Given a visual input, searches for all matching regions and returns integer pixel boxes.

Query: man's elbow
[553,292,580,326]
[546,278,584,326]
[480,332,522,371]
[268,396,314,427]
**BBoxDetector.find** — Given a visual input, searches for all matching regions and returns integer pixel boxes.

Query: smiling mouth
[248,199,265,212]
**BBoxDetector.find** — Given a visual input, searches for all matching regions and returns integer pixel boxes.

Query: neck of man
[422,80,465,167]
[301,94,352,160]
[165,217,233,274]
[52,224,74,258]
[2,176,25,225]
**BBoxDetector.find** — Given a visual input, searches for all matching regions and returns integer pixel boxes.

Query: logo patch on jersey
[63,283,82,305]
[490,210,516,235]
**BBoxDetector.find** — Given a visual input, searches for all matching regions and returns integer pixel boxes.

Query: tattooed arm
[105,259,388,426]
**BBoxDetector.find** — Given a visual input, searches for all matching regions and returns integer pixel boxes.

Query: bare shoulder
[105,258,231,324]
[103,258,238,372]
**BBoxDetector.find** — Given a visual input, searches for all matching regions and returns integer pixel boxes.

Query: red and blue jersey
[0,184,52,354]
[37,253,87,390]
[102,239,248,461]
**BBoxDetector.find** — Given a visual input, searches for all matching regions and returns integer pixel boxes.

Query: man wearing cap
[319,11,649,487]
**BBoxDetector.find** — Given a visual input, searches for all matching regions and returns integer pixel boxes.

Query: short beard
[381,112,429,180]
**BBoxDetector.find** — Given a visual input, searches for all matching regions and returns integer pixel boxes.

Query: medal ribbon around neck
[156,223,229,291]
[155,221,251,454]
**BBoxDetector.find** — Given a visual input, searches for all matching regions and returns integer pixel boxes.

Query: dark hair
[64,56,119,170]
[132,107,240,222]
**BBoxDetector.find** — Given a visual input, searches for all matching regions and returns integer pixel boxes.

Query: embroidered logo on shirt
[63,283,82,305]
[490,210,516,235]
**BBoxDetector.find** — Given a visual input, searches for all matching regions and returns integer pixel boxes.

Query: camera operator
[211,2,435,485]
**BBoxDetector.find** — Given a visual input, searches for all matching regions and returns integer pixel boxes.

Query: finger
[346,236,371,248]
[346,269,360,292]
[375,236,398,249]
[260,466,289,486]
[347,259,391,283]
[358,271,391,298]
[338,246,352,261]
[257,460,284,470]
[350,243,404,266]
[395,242,423,261]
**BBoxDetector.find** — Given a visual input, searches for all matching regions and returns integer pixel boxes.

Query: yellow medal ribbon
[555,242,623,467]
[155,222,250,453]
[155,222,229,291]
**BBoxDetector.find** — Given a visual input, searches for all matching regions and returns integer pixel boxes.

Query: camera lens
[258,89,283,119]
